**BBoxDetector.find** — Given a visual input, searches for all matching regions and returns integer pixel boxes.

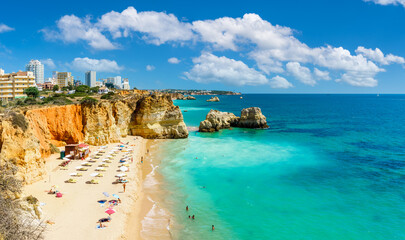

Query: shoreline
[23,136,147,240]
[123,139,173,240]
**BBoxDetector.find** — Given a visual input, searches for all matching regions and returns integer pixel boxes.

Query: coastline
[123,139,172,240]
[23,136,147,240]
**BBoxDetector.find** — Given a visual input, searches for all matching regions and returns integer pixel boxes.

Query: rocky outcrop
[0,94,188,183]
[169,93,185,100]
[182,96,196,100]
[129,95,188,138]
[238,107,268,129]
[199,107,268,132]
[199,110,239,132]
[206,96,220,102]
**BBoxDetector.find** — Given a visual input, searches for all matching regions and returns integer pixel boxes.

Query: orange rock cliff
[0,94,188,183]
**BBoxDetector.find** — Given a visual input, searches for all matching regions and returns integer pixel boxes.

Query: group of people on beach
[186,205,215,231]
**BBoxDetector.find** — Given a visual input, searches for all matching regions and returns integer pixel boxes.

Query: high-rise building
[85,71,96,87]
[0,70,36,101]
[25,60,44,84]
[56,72,74,87]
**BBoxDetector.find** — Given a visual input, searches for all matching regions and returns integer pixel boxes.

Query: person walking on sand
[123,183,126,193]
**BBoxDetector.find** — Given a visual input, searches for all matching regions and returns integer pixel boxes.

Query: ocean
[142,94,405,240]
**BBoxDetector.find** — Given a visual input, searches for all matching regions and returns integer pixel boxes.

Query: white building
[104,76,122,89]
[0,68,4,75]
[122,78,130,90]
[85,71,96,87]
[25,60,44,84]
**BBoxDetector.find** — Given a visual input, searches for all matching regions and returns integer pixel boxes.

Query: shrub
[10,112,28,131]
[80,97,98,105]
[100,92,115,100]
[52,85,59,91]
[49,144,60,154]
[75,85,90,93]
[24,98,38,105]
[23,87,39,98]
[25,195,38,205]
[42,94,73,105]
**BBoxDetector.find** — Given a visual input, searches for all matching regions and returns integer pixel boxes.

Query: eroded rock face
[199,107,268,132]
[0,93,188,183]
[238,107,269,129]
[129,95,188,138]
[199,110,239,132]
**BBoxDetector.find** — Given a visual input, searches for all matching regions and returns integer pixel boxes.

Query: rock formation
[199,107,268,132]
[129,94,188,139]
[206,96,220,102]
[238,107,269,129]
[0,94,188,183]
[199,110,239,132]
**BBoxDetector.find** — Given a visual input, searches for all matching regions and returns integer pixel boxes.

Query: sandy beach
[24,136,148,240]
[123,139,172,240]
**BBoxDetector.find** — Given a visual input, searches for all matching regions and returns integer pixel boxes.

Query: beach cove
[24,136,149,240]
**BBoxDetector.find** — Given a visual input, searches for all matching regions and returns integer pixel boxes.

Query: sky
[0,0,405,93]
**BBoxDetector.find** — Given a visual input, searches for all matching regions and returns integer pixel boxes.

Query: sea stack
[199,110,239,132]
[199,107,268,132]
[206,96,220,102]
[238,107,268,129]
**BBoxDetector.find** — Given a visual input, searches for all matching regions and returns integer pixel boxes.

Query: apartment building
[0,70,36,101]
[55,72,74,87]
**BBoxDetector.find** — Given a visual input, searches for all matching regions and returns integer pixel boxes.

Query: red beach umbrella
[105,208,116,215]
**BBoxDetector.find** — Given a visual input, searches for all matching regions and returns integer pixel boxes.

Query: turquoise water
[154,94,405,240]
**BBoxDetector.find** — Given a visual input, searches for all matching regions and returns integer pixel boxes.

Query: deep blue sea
[145,94,405,240]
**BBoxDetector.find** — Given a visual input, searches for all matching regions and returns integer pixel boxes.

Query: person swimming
[192,215,195,220]
[186,206,189,211]
[212,225,215,231]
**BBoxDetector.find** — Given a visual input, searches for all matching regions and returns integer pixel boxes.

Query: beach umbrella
[116,173,126,178]
[75,166,83,169]
[119,166,128,172]
[105,208,116,215]
[90,173,99,177]
[69,173,77,176]
[81,162,89,165]
[112,194,119,199]
[103,192,109,197]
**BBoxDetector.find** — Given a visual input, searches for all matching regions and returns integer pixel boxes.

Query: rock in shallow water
[199,107,268,132]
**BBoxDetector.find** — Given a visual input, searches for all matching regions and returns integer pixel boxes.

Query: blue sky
[1,0,405,93]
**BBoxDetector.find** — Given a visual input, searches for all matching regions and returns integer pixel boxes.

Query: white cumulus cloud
[168,57,181,64]
[0,24,14,33]
[286,62,315,86]
[364,0,405,7]
[270,76,293,89]
[355,46,405,65]
[146,65,155,71]
[314,68,331,80]
[42,15,117,50]
[42,8,404,88]
[184,53,269,86]
[70,57,123,72]
[41,58,56,69]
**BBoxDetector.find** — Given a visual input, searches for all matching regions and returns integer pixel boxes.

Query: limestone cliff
[0,94,188,183]
[199,107,269,132]
[129,95,188,138]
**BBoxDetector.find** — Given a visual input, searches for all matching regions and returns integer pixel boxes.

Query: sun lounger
[95,167,106,172]
[67,178,77,183]
[76,167,88,171]
[89,179,99,184]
